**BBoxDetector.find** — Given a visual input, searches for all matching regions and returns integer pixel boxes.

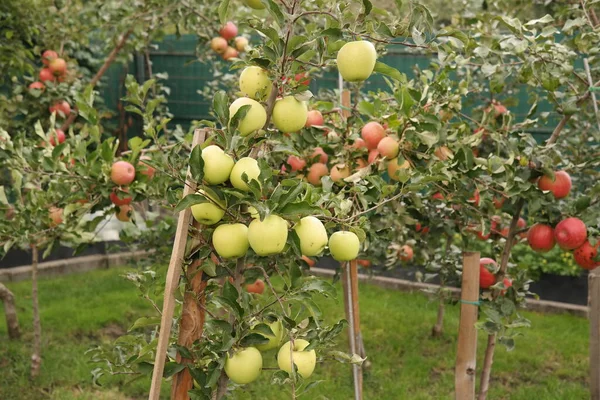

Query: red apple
[355,158,368,169]
[399,245,413,262]
[305,110,324,127]
[310,147,328,164]
[49,101,71,118]
[480,258,497,289]
[493,196,506,209]
[28,81,45,91]
[42,50,58,65]
[49,206,63,227]
[210,37,228,53]
[138,156,156,179]
[294,72,310,86]
[353,138,367,150]
[307,163,328,186]
[222,47,239,60]
[538,171,572,199]
[49,129,66,146]
[219,22,238,40]
[111,161,136,186]
[416,223,430,235]
[527,224,555,252]
[469,189,480,207]
[330,163,350,182]
[501,277,512,295]
[432,192,445,201]
[554,217,587,250]
[49,58,67,76]
[110,188,132,206]
[246,279,265,294]
[39,68,56,83]
[287,155,306,172]
[574,240,600,270]
[367,149,379,164]
[361,122,386,149]
[517,217,527,239]
[357,259,371,268]
[377,137,399,158]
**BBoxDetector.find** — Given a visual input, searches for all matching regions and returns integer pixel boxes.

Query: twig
[293,10,338,22]
[583,59,600,132]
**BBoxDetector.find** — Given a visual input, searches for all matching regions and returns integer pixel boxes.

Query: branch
[293,10,338,22]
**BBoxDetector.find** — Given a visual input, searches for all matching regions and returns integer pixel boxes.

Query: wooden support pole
[455,252,480,400]
[149,129,206,400]
[349,260,364,396]
[589,267,600,400]
[342,261,363,400]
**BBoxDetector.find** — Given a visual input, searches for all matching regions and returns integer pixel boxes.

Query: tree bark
[431,298,445,338]
[171,259,206,400]
[0,282,20,339]
[477,334,497,400]
[30,245,42,378]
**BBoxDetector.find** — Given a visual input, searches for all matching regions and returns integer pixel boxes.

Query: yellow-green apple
[219,21,238,40]
[254,320,284,351]
[243,0,266,9]
[307,163,328,186]
[336,40,377,82]
[201,145,234,184]
[287,155,306,172]
[376,137,399,158]
[537,170,572,199]
[42,50,57,65]
[235,36,249,52]
[224,347,263,384]
[49,207,63,227]
[272,96,308,132]
[387,158,410,181]
[248,214,288,255]
[210,37,228,53]
[361,122,386,149]
[222,46,238,60]
[328,231,360,261]
[330,163,350,182]
[245,279,265,294]
[191,190,226,225]
[229,97,267,136]
[239,66,271,100]
[310,147,328,163]
[49,57,67,76]
[111,161,136,185]
[277,339,316,378]
[293,216,328,256]
[305,110,324,127]
[230,157,261,191]
[212,223,249,258]
[247,206,259,219]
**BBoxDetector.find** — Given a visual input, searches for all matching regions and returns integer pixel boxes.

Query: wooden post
[149,129,206,400]
[171,253,207,399]
[349,260,364,394]
[589,267,600,400]
[455,252,480,400]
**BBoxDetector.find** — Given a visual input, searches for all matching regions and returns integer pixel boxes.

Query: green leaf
[218,0,230,24]
[0,187,7,205]
[362,0,373,17]
[240,333,270,347]
[163,362,186,378]
[416,131,438,147]
[279,201,322,218]
[34,121,46,141]
[129,317,161,331]
[189,145,204,182]
[373,62,405,82]
[213,91,229,127]
[229,105,251,133]
[524,14,554,26]
[174,194,208,213]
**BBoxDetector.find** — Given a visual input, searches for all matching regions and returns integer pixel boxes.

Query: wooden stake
[349,260,364,396]
[342,261,363,400]
[455,252,480,400]
[341,90,351,119]
[589,267,600,400]
[171,255,207,399]
[149,129,206,400]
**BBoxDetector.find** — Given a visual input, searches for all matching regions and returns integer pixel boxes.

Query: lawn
[0,266,590,399]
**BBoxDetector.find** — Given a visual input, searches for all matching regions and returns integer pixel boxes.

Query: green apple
[328,231,360,261]
[247,206,259,219]
[212,223,249,258]
[229,97,267,136]
[277,339,316,379]
[254,320,284,352]
[243,0,265,9]
[239,66,271,100]
[230,157,261,191]
[336,41,377,82]
[272,96,308,133]
[293,216,328,256]
[224,347,263,384]
[191,189,226,225]
[202,145,234,185]
[248,214,288,256]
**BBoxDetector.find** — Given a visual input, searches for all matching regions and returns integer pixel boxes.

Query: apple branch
[60,28,134,132]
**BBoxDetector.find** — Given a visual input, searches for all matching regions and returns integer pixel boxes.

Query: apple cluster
[109,158,155,222]
[28,50,72,122]
[210,21,249,61]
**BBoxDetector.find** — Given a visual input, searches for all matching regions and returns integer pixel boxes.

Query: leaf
[279,201,322,218]
[189,145,204,182]
[174,194,208,213]
[416,131,438,147]
[34,121,46,140]
[436,28,469,46]
[229,105,251,133]
[362,0,373,17]
[524,14,554,26]
[212,91,229,127]
[129,316,161,331]
[218,0,230,24]
[0,186,8,205]
[163,362,186,378]
[373,62,405,82]
[240,333,270,347]
[562,17,586,33]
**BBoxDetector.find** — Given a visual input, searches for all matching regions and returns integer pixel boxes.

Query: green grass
[0,267,590,399]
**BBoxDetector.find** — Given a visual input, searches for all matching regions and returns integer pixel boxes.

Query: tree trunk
[171,259,206,400]
[431,298,445,338]
[477,334,497,400]
[0,282,20,339]
[30,245,42,378]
